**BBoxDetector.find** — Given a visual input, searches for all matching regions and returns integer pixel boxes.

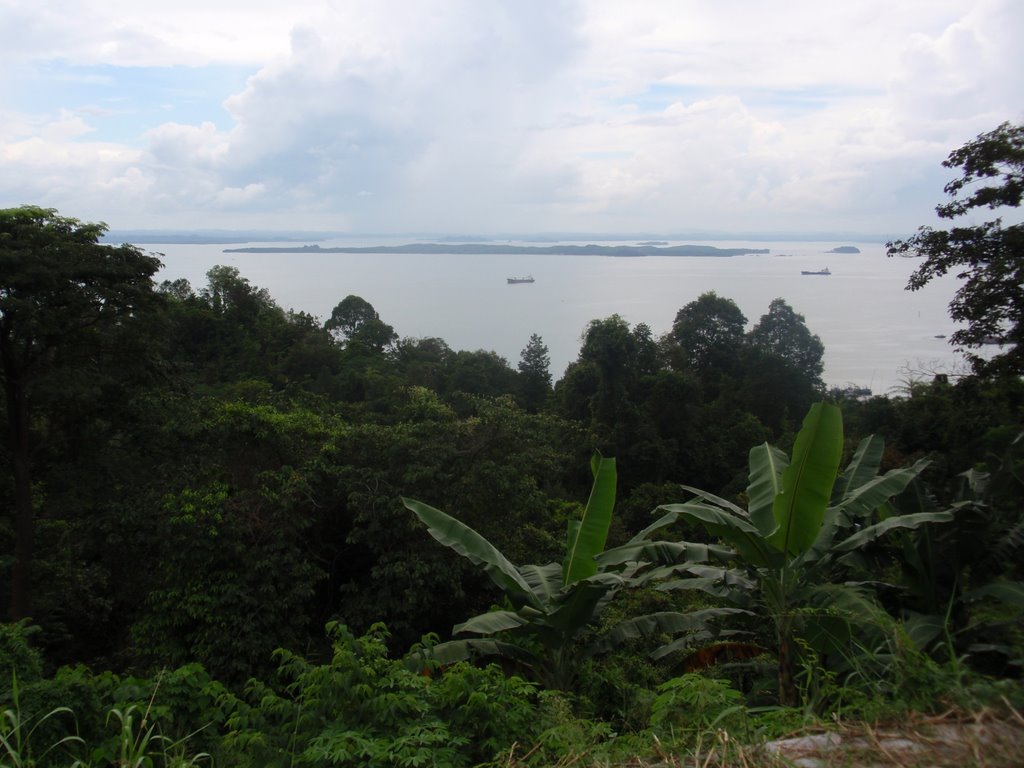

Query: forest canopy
[1,177,1022,765]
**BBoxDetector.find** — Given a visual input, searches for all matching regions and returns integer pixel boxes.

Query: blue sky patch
[615,82,709,112]
[14,62,255,143]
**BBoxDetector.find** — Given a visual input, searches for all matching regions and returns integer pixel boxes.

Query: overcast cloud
[1,0,1021,235]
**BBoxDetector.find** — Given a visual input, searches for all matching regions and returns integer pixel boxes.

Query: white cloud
[215,182,266,206]
[0,0,1021,231]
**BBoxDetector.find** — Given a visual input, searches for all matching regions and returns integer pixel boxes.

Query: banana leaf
[767,401,843,557]
[546,572,626,635]
[563,453,617,585]
[833,459,930,527]
[965,581,1024,609]
[518,563,563,607]
[832,434,885,501]
[833,509,957,553]
[454,610,533,636]
[680,484,749,518]
[590,608,751,656]
[657,502,777,567]
[426,638,539,668]
[795,582,885,653]
[747,442,788,536]
[403,497,541,610]
[597,540,733,568]
[795,506,841,567]
[625,509,687,544]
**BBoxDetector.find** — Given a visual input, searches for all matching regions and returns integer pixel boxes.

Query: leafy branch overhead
[887,121,1024,375]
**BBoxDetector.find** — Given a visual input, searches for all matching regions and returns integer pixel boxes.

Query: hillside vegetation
[1,197,1022,766]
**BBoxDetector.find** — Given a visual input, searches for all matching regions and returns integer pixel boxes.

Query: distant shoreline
[222,243,771,257]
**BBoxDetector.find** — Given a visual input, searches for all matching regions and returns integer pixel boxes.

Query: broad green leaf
[747,443,788,536]
[592,608,751,656]
[658,502,777,567]
[626,509,685,544]
[833,435,885,501]
[834,459,930,526]
[655,577,747,599]
[796,506,841,567]
[426,639,539,667]
[403,497,540,610]
[903,613,945,650]
[657,566,755,600]
[563,453,617,585]
[965,581,1024,609]
[598,540,733,568]
[832,509,956,553]
[686,564,757,587]
[680,484,749,517]
[454,610,532,636]
[767,402,843,557]
[547,573,626,635]
[518,563,563,607]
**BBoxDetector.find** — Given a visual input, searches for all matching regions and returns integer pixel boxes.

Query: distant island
[827,246,861,254]
[637,240,669,246]
[223,243,770,257]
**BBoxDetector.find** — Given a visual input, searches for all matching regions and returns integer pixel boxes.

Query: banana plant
[403,452,731,690]
[632,403,960,705]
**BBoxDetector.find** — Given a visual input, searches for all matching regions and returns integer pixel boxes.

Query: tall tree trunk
[4,376,33,620]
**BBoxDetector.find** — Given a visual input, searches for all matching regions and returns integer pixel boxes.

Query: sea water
[147,238,968,395]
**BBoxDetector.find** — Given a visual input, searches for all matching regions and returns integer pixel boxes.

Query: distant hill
[102,231,339,245]
[827,246,861,254]
[222,243,770,257]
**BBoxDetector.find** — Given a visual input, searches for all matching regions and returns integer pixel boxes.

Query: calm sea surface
[147,238,970,395]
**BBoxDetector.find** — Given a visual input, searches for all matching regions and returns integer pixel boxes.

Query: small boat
[801,267,831,276]
[507,275,535,284]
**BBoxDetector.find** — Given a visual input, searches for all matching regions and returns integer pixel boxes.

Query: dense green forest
[0,123,1022,766]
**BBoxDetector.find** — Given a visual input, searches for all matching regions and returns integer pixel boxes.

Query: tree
[0,206,162,619]
[578,315,639,432]
[748,298,825,387]
[518,333,552,412]
[325,295,397,353]
[668,292,747,374]
[886,122,1024,376]
[445,350,519,400]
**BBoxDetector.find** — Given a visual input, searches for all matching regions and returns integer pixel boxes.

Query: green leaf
[833,435,885,501]
[679,485,749,517]
[518,563,563,607]
[965,581,1024,609]
[454,611,532,636]
[426,639,539,667]
[562,453,617,585]
[403,497,540,610]
[657,503,777,568]
[834,459,930,526]
[767,402,843,557]
[833,509,956,553]
[625,509,686,544]
[592,608,751,656]
[598,540,733,568]
[657,566,756,600]
[547,573,625,636]
[747,443,788,536]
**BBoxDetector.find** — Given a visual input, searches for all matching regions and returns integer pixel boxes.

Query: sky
[1,0,1021,236]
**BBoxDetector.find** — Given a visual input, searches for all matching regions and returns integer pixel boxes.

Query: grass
[494,705,1024,768]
